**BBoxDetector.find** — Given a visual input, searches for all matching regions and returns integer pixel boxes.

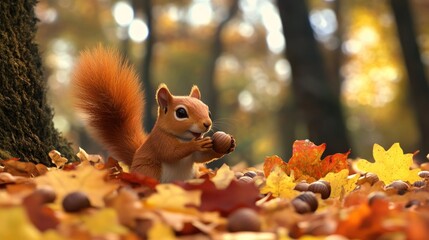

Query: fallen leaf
[263,155,287,177]
[81,208,129,235]
[260,166,300,199]
[354,143,421,184]
[2,159,44,177]
[117,172,159,189]
[147,221,176,240]
[0,207,41,240]
[22,190,59,231]
[76,147,103,164]
[34,164,119,208]
[48,150,68,169]
[211,164,235,189]
[179,178,260,216]
[321,169,360,198]
[105,187,144,228]
[288,140,349,181]
[145,184,201,213]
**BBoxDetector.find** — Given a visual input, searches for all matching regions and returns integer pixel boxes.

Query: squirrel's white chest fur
[161,155,195,183]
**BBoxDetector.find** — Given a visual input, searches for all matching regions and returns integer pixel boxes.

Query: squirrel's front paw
[194,137,213,151]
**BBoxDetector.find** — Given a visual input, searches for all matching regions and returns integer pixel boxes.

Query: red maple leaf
[178,177,261,216]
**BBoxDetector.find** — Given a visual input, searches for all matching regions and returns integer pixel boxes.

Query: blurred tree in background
[35,0,429,165]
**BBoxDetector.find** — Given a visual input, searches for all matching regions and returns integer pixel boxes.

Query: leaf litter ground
[1,140,429,239]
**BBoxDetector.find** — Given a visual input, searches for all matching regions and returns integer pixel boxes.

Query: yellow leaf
[81,208,128,235]
[354,143,421,184]
[148,221,175,240]
[322,169,360,198]
[0,207,42,240]
[260,166,299,198]
[211,164,235,189]
[35,164,119,208]
[145,184,201,212]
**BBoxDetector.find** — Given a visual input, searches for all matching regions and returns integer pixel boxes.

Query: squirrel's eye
[208,111,212,118]
[175,107,188,119]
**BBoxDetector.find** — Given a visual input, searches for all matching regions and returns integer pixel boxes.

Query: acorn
[418,170,429,179]
[405,199,421,208]
[420,162,429,171]
[295,192,318,212]
[385,180,409,195]
[227,208,261,232]
[212,131,233,154]
[291,198,312,214]
[238,175,254,183]
[308,181,331,199]
[62,191,91,212]
[357,172,379,186]
[413,180,426,188]
[34,187,57,204]
[294,181,310,192]
[367,191,387,205]
[244,170,257,178]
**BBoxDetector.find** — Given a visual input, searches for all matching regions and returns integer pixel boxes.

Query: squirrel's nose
[203,122,211,130]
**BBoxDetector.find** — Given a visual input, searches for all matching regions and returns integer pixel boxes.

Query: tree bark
[0,0,76,165]
[390,0,429,162]
[276,0,351,155]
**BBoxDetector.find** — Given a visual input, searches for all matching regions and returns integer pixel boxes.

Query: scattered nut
[413,180,426,188]
[212,131,233,154]
[294,181,309,192]
[357,172,379,186]
[418,170,429,179]
[62,191,91,212]
[385,180,409,195]
[367,191,387,205]
[34,187,56,204]
[421,162,429,171]
[244,170,257,178]
[295,192,318,212]
[291,198,312,214]
[405,199,421,208]
[238,176,254,183]
[308,181,331,199]
[227,208,261,232]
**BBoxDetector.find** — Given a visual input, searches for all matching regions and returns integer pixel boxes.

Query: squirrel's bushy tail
[72,46,146,165]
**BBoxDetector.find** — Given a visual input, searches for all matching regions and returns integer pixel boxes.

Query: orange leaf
[263,155,288,177]
[288,140,349,180]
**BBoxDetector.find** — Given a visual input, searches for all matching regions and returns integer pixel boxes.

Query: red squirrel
[71,46,235,182]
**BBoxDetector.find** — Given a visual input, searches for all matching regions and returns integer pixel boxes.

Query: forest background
[35,0,429,166]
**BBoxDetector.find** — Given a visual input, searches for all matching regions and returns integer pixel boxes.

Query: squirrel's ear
[189,85,201,100]
[156,84,172,109]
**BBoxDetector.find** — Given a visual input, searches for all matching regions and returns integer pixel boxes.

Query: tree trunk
[0,0,76,165]
[390,0,429,162]
[141,0,156,132]
[276,0,351,155]
[203,0,239,118]
[204,0,239,169]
